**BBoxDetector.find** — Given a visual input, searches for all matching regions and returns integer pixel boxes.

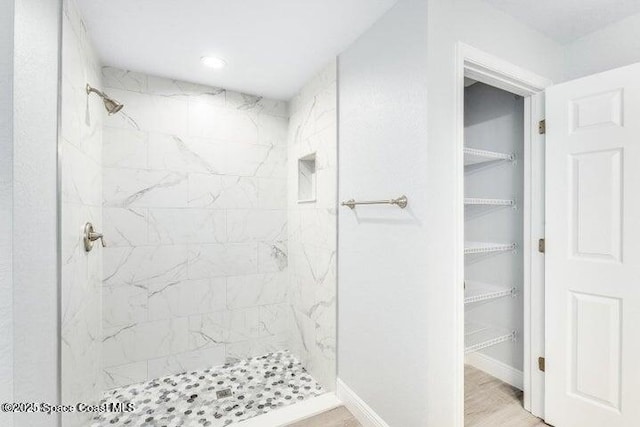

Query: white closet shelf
[464,198,515,206]
[464,147,515,166]
[464,241,517,255]
[465,281,515,304]
[465,322,516,354]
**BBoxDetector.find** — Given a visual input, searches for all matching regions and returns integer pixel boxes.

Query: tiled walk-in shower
[93,351,323,426]
[60,0,337,425]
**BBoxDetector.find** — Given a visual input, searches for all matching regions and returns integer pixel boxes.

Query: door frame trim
[454,42,552,422]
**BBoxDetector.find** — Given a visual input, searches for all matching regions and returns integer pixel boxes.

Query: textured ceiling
[482,0,640,43]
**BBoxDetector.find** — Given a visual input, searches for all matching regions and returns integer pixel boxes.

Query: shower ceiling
[77,0,397,100]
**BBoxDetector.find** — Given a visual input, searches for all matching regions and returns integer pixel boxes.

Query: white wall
[338,1,430,425]
[100,68,290,387]
[564,11,640,81]
[0,1,14,426]
[447,0,565,81]
[422,1,562,424]
[287,61,337,391]
[338,0,563,426]
[464,83,524,372]
[13,0,61,426]
[60,0,104,424]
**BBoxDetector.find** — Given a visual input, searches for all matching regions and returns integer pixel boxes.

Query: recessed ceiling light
[201,56,226,69]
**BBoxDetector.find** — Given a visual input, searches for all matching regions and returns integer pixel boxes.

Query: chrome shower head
[86,84,124,115]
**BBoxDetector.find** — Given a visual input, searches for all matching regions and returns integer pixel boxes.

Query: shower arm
[86,84,105,97]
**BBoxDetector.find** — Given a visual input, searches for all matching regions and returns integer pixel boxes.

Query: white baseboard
[235,392,341,427]
[336,378,390,427]
[465,352,524,390]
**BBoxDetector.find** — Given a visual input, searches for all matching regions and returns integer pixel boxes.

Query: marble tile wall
[287,61,337,390]
[101,67,290,388]
[60,0,104,424]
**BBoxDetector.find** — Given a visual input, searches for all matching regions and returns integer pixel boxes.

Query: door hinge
[538,119,546,135]
[538,238,545,253]
[538,357,546,372]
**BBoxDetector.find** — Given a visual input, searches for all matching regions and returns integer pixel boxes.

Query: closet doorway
[457,48,640,427]
[455,44,549,426]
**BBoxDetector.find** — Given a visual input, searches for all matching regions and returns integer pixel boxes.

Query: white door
[545,63,640,426]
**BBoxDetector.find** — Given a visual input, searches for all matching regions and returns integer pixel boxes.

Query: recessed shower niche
[298,153,317,203]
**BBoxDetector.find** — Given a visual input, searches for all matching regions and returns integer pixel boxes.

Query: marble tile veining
[61,0,104,425]
[93,350,324,427]
[286,61,337,391]
[102,67,290,385]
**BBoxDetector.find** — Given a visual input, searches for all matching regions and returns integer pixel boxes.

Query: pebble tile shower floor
[93,350,324,426]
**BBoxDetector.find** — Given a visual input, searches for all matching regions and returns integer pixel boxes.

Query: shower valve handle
[89,231,106,246]
[84,222,106,252]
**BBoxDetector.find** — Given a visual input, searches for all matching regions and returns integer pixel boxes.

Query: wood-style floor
[288,365,548,427]
[465,365,548,427]
[287,406,362,427]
